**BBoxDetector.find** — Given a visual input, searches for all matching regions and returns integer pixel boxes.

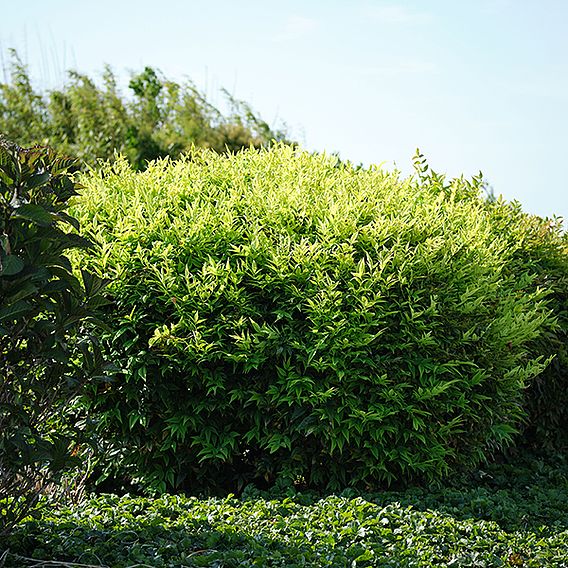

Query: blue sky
[2,0,567,224]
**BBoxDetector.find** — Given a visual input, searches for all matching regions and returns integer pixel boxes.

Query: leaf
[56,211,81,230]
[0,254,25,276]
[12,204,55,226]
[0,299,33,322]
[0,143,19,183]
[2,281,38,303]
[0,234,10,255]
[81,270,100,296]
[25,170,51,190]
[63,233,93,249]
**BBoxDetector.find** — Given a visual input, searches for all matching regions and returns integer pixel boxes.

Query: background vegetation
[0,50,288,169]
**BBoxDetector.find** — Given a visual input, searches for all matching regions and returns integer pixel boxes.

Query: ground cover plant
[0,137,108,534]
[70,144,561,493]
[2,451,568,567]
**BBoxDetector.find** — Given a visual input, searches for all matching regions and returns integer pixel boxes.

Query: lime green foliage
[0,50,288,169]
[71,144,555,492]
[3,454,568,567]
[0,137,108,534]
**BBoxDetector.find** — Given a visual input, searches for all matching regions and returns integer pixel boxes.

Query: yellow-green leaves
[72,144,562,492]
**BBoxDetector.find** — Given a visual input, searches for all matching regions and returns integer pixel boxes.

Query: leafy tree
[0,51,49,145]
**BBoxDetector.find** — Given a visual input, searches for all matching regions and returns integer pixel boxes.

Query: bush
[0,137,108,534]
[403,159,568,451]
[73,145,555,492]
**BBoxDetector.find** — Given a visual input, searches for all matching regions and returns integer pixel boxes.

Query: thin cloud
[273,16,319,42]
[363,4,432,25]
[357,58,437,77]
[479,0,514,15]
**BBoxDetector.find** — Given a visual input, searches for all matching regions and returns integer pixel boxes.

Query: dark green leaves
[0,253,24,276]
[25,170,50,190]
[12,203,54,226]
[0,137,109,535]
[0,298,31,322]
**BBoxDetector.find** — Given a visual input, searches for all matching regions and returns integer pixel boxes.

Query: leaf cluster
[412,150,568,449]
[481,202,567,450]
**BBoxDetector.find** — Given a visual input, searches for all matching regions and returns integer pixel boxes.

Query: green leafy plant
[0,136,108,534]
[3,451,568,568]
[411,152,568,450]
[484,203,567,449]
[72,145,556,493]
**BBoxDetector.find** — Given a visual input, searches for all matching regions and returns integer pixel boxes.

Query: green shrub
[73,145,554,492]
[409,157,568,451]
[0,137,108,534]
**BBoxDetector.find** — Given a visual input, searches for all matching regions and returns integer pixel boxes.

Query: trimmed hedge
[72,145,557,492]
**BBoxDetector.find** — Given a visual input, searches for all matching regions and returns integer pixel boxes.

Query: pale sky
[1,0,567,224]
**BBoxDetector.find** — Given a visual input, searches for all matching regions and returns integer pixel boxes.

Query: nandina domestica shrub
[72,144,554,492]
[409,159,567,452]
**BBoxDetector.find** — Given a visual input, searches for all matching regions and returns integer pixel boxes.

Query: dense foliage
[71,144,556,493]
[0,50,288,169]
[412,155,568,450]
[3,452,568,567]
[0,137,107,534]
[487,207,567,449]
